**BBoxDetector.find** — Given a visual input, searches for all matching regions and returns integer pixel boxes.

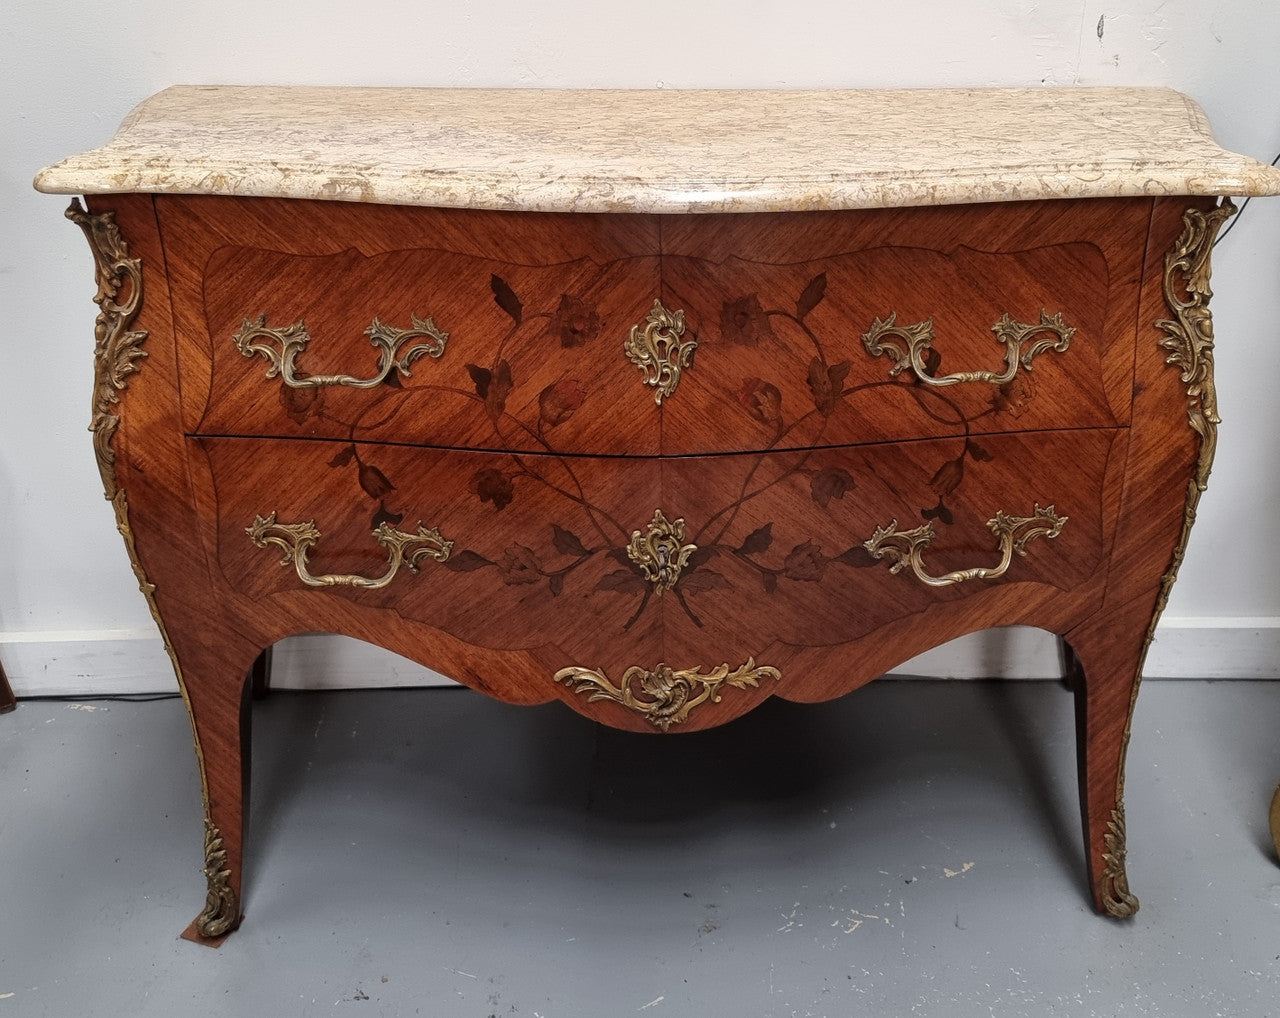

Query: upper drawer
[160,196,665,455]
[159,196,1148,457]
[658,199,1149,454]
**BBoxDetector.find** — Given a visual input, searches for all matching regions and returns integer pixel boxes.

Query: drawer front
[658,199,1148,454]
[198,427,1122,728]
[162,196,665,455]
[197,436,664,664]
[657,428,1123,669]
[161,196,1146,461]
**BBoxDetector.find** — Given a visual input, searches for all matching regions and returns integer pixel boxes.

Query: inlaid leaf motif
[835,545,879,568]
[739,523,774,556]
[915,345,943,380]
[328,445,356,468]
[549,294,600,347]
[922,500,955,525]
[680,569,732,593]
[486,359,514,420]
[686,546,715,570]
[810,466,856,508]
[796,272,827,320]
[466,363,492,396]
[371,502,403,530]
[470,468,515,510]
[491,273,523,324]
[551,524,589,557]
[539,378,586,427]
[442,549,493,572]
[358,464,395,500]
[548,573,566,597]
[720,294,775,346]
[968,442,993,462]
[783,540,828,582]
[597,569,647,595]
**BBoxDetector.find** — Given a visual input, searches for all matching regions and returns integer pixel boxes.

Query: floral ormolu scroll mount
[1155,201,1235,493]
[863,504,1067,588]
[554,658,781,731]
[1099,806,1139,919]
[627,509,696,594]
[195,819,239,939]
[66,199,148,501]
[246,512,452,589]
[624,298,695,404]
[234,313,448,389]
[861,310,1075,388]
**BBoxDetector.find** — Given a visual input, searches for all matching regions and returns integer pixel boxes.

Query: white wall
[3,0,1279,693]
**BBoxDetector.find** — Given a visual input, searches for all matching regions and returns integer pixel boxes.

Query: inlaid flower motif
[929,456,965,497]
[806,358,850,417]
[736,377,783,426]
[809,466,856,508]
[539,378,587,427]
[498,545,542,584]
[549,294,601,348]
[470,468,514,510]
[990,372,1036,417]
[278,382,322,424]
[783,540,828,582]
[720,294,775,346]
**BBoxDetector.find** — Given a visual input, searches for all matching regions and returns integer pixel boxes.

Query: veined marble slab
[34,86,1280,214]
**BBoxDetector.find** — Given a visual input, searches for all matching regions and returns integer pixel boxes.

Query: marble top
[34,86,1280,214]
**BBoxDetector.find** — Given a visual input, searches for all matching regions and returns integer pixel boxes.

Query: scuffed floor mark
[0,993,14,1000]
[777,902,802,933]
[67,703,102,712]
[638,996,665,1010]
[831,907,894,934]
[943,862,975,878]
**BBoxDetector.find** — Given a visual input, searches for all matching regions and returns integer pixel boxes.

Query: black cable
[22,692,182,703]
[1214,148,1280,246]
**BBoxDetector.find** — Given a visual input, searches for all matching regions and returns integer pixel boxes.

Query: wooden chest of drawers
[36,86,1280,942]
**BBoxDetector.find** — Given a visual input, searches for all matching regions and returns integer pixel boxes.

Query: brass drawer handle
[625,299,695,404]
[861,310,1074,388]
[863,503,1066,587]
[246,512,452,589]
[234,314,447,389]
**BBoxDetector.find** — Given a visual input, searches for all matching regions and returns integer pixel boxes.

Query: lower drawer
[196,427,1122,691]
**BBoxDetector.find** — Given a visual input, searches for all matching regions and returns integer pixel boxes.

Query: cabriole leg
[1064,611,1150,918]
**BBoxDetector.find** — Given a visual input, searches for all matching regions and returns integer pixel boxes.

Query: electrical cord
[1214,147,1280,246]
[23,692,182,703]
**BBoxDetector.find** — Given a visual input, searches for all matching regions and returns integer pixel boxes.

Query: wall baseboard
[2,620,1278,698]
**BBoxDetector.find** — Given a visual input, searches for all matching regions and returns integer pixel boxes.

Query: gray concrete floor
[2,679,1279,1017]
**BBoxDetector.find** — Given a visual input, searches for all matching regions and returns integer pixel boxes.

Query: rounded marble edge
[32,166,1280,214]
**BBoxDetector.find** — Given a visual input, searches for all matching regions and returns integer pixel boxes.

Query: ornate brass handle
[863,503,1066,587]
[861,310,1074,388]
[234,314,448,389]
[246,512,452,589]
[554,658,781,731]
[624,299,695,404]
